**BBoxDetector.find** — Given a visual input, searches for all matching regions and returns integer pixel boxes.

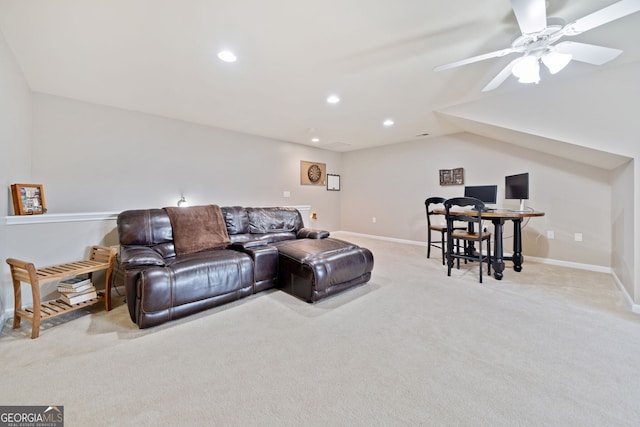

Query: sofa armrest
[119,246,167,268]
[229,240,268,250]
[297,228,330,239]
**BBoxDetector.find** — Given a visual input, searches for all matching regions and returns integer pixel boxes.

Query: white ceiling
[1,0,638,160]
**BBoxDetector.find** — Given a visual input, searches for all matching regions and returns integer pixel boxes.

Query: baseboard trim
[335,231,426,247]
[335,230,640,314]
[524,255,611,274]
[335,231,612,272]
[610,272,640,314]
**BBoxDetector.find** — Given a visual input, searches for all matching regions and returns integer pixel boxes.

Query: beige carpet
[1,233,639,426]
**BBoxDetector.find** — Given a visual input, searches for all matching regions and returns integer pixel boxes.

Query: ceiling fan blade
[433,48,515,72]
[481,58,521,92]
[555,41,623,65]
[511,0,547,34]
[565,0,640,35]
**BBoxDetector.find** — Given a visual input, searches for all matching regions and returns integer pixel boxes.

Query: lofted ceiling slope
[0,0,638,155]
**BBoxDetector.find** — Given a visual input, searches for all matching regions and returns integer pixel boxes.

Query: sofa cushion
[117,208,173,246]
[133,249,254,328]
[247,207,303,234]
[138,249,253,313]
[120,246,167,268]
[229,232,298,245]
[221,206,250,235]
[296,228,330,239]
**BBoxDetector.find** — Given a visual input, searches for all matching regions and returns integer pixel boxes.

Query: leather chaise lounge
[274,238,374,302]
[117,205,374,328]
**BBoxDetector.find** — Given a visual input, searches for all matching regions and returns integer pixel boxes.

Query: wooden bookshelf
[6,245,117,339]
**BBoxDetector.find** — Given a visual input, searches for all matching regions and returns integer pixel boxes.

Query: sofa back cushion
[247,207,303,234]
[117,209,172,245]
[221,206,250,235]
[117,209,176,258]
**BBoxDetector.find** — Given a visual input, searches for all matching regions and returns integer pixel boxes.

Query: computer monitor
[464,185,497,205]
[505,172,529,211]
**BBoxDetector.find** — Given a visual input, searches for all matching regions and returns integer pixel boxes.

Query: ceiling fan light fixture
[434,0,639,92]
[512,56,540,84]
[541,50,572,74]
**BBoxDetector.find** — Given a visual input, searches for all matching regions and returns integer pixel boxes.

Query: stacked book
[57,276,97,305]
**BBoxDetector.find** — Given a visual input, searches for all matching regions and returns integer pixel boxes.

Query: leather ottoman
[274,238,374,302]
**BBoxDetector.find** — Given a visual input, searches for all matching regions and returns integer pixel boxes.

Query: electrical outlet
[283,191,290,198]
[574,232,583,242]
[547,230,555,239]
[372,217,377,223]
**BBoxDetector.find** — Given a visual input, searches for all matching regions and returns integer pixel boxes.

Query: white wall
[611,160,635,300]
[0,29,32,323]
[30,93,342,231]
[341,132,612,266]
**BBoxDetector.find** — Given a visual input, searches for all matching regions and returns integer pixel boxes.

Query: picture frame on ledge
[10,183,47,215]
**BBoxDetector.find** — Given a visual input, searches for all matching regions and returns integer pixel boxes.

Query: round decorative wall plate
[307,164,322,183]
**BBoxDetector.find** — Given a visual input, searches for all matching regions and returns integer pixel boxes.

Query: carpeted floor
[1,233,639,426]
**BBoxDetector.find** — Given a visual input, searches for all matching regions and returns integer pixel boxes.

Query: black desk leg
[491,218,505,280]
[512,218,523,272]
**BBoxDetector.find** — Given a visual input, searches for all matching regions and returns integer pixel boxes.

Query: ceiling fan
[434,0,640,91]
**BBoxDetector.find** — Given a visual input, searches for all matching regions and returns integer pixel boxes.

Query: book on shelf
[59,286,98,305]
[57,281,94,294]
[58,276,91,290]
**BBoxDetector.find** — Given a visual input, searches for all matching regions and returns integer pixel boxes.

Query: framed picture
[300,161,327,185]
[327,174,340,191]
[10,183,47,215]
[439,168,464,186]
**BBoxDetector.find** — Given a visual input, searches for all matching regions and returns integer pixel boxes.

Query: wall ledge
[4,206,311,226]
[4,212,119,225]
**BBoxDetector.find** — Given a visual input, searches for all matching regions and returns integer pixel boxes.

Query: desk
[435,209,544,280]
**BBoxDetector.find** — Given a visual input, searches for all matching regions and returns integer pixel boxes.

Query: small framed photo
[439,168,464,186]
[327,174,340,191]
[10,183,47,215]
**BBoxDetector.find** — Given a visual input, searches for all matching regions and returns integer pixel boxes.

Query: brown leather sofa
[117,206,374,328]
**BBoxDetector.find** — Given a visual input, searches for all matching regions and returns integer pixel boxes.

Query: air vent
[320,141,352,150]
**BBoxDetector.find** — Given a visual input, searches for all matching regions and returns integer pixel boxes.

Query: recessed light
[326,95,340,104]
[217,50,237,63]
[311,137,320,143]
[383,119,395,127]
